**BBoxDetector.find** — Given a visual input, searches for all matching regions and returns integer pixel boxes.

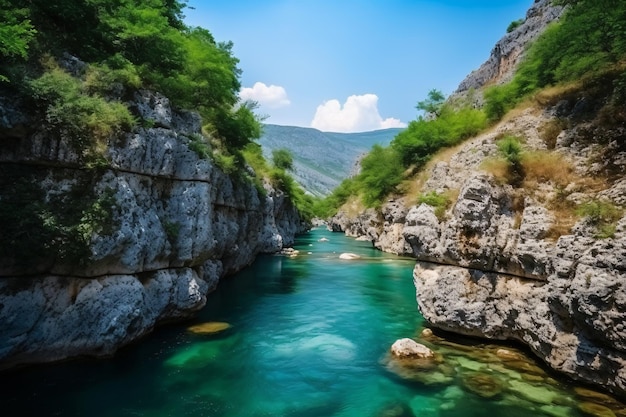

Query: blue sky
[185,0,533,132]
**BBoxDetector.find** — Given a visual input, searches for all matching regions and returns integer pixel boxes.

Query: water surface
[1,228,610,416]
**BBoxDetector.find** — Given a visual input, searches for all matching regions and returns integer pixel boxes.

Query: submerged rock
[578,402,617,417]
[279,248,300,258]
[376,402,416,417]
[574,387,624,409]
[187,322,231,335]
[508,379,562,405]
[496,348,524,362]
[385,339,450,386]
[461,372,506,399]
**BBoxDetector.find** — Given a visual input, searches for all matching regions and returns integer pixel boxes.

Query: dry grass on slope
[405,101,615,240]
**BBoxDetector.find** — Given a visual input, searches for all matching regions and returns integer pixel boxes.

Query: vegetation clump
[0,166,116,270]
[506,18,525,33]
[484,0,626,122]
[576,200,623,239]
[496,135,524,187]
[1,0,264,159]
[418,191,452,220]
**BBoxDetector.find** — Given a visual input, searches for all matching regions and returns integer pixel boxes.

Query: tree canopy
[1,0,262,151]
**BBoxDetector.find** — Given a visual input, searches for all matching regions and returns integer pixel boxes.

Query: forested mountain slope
[259,124,402,197]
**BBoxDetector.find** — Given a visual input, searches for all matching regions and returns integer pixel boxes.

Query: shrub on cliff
[506,18,524,33]
[28,60,135,162]
[418,191,452,220]
[484,0,626,122]
[272,149,294,171]
[392,100,486,168]
[576,200,624,239]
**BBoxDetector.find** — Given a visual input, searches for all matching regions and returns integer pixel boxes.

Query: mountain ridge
[259,124,403,197]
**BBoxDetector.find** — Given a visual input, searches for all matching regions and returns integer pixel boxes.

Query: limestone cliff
[456,0,564,93]
[0,88,305,368]
[327,0,626,398]
[329,98,626,397]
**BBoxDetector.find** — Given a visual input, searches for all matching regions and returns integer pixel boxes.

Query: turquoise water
[0,229,608,416]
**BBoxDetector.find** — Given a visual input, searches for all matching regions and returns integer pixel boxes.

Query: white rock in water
[339,253,361,260]
[390,338,435,359]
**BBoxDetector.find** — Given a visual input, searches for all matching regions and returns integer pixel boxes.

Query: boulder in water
[187,321,231,335]
[280,247,300,257]
[339,253,361,260]
[391,338,435,359]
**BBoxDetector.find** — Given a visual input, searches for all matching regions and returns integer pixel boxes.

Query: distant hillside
[259,124,403,197]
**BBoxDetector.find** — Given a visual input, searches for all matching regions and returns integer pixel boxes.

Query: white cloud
[239,82,290,108]
[310,94,406,133]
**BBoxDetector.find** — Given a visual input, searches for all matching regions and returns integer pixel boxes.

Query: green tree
[416,88,446,117]
[0,1,36,81]
[358,145,404,207]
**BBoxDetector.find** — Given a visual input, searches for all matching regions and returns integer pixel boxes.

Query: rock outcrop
[0,89,305,368]
[329,201,413,256]
[330,104,626,397]
[455,0,564,93]
[327,0,625,396]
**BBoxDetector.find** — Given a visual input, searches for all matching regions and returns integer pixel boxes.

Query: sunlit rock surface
[0,90,305,368]
[334,106,626,396]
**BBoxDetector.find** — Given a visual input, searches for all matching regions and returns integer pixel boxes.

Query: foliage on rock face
[496,135,525,187]
[312,179,358,219]
[392,103,487,168]
[484,0,626,121]
[576,200,624,239]
[358,145,405,208]
[418,191,452,220]
[242,143,314,222]
[506,18,524,33]
[1,0,262,154]
[28,60,136,162]
[0,1,35,81]
[0,166,116,269]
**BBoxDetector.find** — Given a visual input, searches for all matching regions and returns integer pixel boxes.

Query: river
[1,228,598,416]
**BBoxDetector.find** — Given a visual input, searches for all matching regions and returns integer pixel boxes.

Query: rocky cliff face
[329,103,626,397]
[0,89,305,368]
[455,0,564,93]
[328,0,626,398]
